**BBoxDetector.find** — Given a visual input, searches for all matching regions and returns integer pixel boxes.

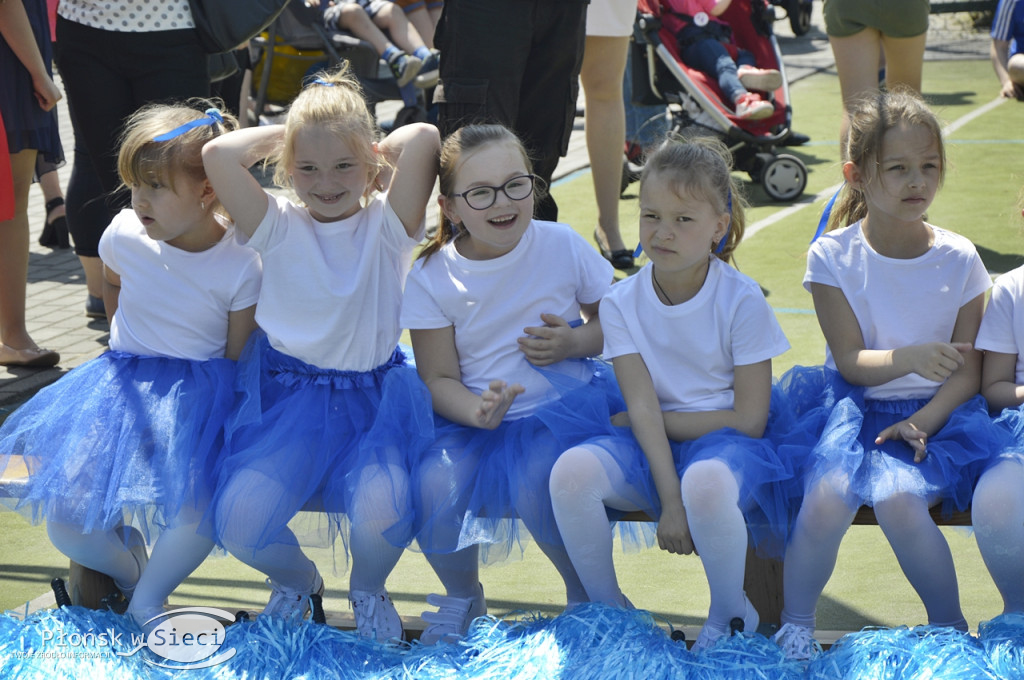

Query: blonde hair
[640,135,747,262]
[118,100,238,197]
[827,87,946,231]
[419,123,546,261]
[272,63,383,194]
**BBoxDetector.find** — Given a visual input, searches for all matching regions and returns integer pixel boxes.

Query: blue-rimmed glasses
[452,174,535,210]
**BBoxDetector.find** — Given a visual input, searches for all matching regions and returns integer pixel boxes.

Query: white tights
[781,470,967,630]
[972,459,1024,614]
[215,464,408,595]
[549,443,750,630]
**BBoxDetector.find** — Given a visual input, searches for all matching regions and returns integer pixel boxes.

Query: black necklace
[651,266,674,306]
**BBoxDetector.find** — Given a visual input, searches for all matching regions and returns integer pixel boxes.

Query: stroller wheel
[786,0,813,36]
[761,154,808,202]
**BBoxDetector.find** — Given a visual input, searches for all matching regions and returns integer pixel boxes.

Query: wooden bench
[1,455,971,641]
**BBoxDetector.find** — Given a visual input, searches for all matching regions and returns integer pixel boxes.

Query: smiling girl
[201,65,438,640]
[400,124,621,644]
[547,137,793,653]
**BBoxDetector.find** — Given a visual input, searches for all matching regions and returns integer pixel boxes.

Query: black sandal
[594,229,635,271]
[39,197,71,249]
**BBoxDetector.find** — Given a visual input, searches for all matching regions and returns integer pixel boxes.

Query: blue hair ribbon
[633,242,643,258]
[714,189,733,254]
[152,108,225,142]
[811,183,845,243]
[311,78,336,87]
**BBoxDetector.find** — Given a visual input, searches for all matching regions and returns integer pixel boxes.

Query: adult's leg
[879,32,927,93]
[0,150,40,354]
[581,35,630,255]
[973,459,1024,614]
[874,493,967,629]
[549,443,647,605]
[779,470,859,629]
[827,28,882,150]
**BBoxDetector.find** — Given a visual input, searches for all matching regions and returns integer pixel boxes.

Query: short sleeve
[600,293,638,360]
[802,237,840,292]
[400,262,451,330]
[977,273,1019,354]
[730,289,791,366]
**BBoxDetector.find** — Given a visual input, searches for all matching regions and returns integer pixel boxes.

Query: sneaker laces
[263,572,323,620]
[773,622,820,661]
[350,588,402,641]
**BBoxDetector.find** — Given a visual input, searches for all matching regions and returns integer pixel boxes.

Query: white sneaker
[419,583,487,645]
[112,526,149,602]
[772,622,822,662]
[263,570,324,621]
[692,593,759,653]
[350,588,404,642]
[737,65,783,92]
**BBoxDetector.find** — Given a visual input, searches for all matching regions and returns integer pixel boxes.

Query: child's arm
[875,293,985,461]
[102,264,121,326]
[660,359,773,440]
[614,353,695,556]
[376,122,440,240]
[981,350,1024,410]
[201,126,281,238]
[411,326,525,430]
[224,305,257,361]
[519,301,603,366]
[811,282,972,386]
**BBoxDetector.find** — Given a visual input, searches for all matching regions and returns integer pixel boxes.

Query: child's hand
[519,314,576,366]
[474,379,525,429]
[899,342,972,382]
[610,411,631,427]
[875,419,929,462]
[656,506,695,556]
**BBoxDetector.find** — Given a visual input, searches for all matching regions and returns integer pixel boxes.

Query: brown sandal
[0,344,60,368]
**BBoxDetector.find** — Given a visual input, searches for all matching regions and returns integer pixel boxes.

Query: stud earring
[200,200,205,210]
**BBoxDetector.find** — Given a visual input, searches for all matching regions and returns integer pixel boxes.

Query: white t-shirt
[977,265,1024,384]
[401,221,613,419]
[99,209,262,360]
[58,0,195,32]
[804,222,992,401]
[601,258,789,413]
[245,192,422,371]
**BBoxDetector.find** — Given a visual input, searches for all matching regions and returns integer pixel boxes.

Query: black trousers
[56,16,209,257]
[433,0,587,222]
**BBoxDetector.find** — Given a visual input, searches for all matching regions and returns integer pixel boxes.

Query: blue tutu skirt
[794,378,999,515]
[584,384,798,559]
[0,351,236,543]
[401,360,625,563]
[982,404,1024,472]
[208,331,434,555]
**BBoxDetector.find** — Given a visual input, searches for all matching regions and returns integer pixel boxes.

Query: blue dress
[0,0,62,163]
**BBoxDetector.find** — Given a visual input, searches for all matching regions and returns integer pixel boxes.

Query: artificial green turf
[1,58,1017,632]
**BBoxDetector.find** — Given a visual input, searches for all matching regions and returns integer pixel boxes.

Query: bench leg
[744,546,783,628]
[68,560,118,609]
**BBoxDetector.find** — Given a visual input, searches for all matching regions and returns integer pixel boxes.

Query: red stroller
[631,0,808,201]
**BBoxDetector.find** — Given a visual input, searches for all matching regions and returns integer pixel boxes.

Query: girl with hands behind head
[548,137,794,654]
[202,64,438,641]
[400,124,620,645]
[771,89,1001,662]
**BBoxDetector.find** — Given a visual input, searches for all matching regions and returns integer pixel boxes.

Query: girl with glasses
[399,123,622,644]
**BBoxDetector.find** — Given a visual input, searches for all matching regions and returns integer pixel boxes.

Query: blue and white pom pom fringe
[2,604,1023,679]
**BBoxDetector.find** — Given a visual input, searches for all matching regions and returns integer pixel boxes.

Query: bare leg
[879,33,927,94]
[39,169,65,221]
[335,4,393,56]
[581,35,630,254]
[828,28,883,152]
[375,2,428,55]
[0,150,43,352]
[80,255,104,299]
[404,5,437,50]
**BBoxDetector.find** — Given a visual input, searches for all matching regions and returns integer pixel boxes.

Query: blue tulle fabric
[0,351,236,543]
[775,365,1001,516]
[208,331,434,554]
[985,404,1024,473]
[583,383,800,559]
[399,360,625,563]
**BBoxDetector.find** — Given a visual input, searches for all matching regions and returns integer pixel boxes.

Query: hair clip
[714,189,733,254]
[311,79,336,87]
[152,108,225,142]
[810,182,844,243]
